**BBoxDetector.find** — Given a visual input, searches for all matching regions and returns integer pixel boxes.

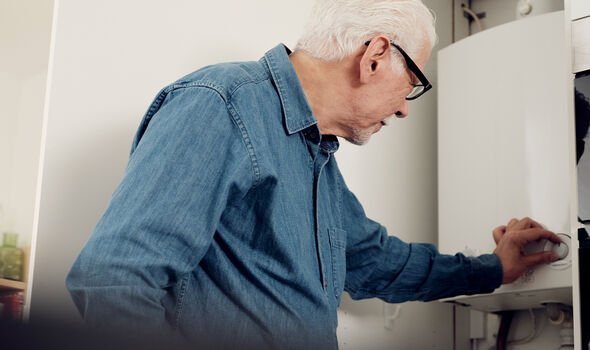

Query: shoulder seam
[228,76,271,97]
[156,83,260,189]
[163,82,230,103]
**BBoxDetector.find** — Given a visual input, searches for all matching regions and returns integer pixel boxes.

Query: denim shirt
[66,44,502,349]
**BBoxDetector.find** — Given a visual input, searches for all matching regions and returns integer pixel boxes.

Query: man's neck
[289,51,354,136]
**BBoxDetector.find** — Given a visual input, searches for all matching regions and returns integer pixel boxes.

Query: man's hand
[492,217,561,284]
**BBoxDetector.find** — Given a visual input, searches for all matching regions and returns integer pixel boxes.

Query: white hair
[295,0,437,64]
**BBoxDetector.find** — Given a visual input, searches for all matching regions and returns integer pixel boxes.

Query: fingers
[506,217,543,231]
[506,218,519,229]
[516,227,561,245]
[494,217,562,284]
[495,217,557,246]
[492,225,506,244]
[522,251,559,267]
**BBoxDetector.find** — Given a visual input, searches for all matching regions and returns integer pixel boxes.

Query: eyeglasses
[364,39,432,100]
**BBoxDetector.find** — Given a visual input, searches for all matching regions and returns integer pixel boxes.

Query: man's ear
[359,35,391,84]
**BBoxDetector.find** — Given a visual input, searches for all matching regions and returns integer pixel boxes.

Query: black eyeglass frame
[364,39,432,100]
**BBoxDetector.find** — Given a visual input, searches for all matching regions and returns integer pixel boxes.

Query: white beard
[346,124,381,145]
[345,114,395,145]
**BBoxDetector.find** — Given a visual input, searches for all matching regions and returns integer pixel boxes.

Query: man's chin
[344,137,369,146]
[346,126,379,146]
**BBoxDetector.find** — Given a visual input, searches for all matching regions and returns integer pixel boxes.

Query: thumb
[523,251,558,267]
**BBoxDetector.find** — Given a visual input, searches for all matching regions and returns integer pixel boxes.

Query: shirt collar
[262,44,317,135]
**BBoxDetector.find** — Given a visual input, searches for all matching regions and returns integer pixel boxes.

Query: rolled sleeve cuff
[469,253,503,293]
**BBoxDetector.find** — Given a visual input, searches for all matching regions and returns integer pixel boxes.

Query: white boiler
[437,11,574,312]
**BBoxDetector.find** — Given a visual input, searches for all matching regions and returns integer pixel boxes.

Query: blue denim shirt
[66,44,502,349]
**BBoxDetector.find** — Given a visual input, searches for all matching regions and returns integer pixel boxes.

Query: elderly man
[66,0,560,349]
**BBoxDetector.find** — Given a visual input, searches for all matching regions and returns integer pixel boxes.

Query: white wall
[0,72,18,221]
[571,0,590,20]
[0,0,53,247]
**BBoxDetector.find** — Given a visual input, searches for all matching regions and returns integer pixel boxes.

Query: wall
[571,0,590,20]
[0,0,53,247]
[0,71,18,223]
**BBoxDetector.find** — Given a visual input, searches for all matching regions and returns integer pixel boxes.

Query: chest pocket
[328,228,347,303]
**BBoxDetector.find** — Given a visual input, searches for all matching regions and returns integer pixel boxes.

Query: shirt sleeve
[66,85,253,333]
[341,186,503,303]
